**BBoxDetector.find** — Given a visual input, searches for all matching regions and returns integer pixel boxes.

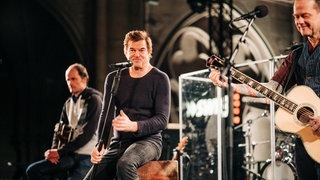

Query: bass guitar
[207,54,320,163]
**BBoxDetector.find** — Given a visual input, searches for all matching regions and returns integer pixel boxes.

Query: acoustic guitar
[54,121,73,148]
[207,54,320,163]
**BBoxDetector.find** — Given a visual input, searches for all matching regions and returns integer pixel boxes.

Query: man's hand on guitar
[309,116,320,135]
[209,69,227,88]
[44,149,60,164]
[91,144,105,164]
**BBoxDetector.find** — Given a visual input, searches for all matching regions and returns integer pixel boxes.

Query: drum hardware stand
[235,111,268,180]
[237,119,259,179]
[241,165,265,180]
[234,119,253,179]
[275,133,296,164]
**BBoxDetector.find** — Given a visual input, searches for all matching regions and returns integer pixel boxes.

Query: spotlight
[233,92,241,125]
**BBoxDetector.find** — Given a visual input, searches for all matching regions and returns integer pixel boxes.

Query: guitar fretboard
[230,67,297,113]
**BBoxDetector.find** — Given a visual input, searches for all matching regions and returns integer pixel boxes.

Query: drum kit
[237,96,297,180]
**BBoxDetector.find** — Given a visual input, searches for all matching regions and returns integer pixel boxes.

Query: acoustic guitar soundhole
[297,106,314,124]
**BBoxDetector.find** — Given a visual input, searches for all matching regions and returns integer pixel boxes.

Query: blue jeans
[84,138,162,180]
[26,154,92,180]
[295,138,320,180]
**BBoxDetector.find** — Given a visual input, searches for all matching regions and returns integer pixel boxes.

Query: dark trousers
[295,138,320,180]
[84,139,162,180]
[26,154,92,180]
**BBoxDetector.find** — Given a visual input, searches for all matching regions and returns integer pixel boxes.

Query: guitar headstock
[206,54,225,69]
[172,136,189,160]
[175,136,188,151]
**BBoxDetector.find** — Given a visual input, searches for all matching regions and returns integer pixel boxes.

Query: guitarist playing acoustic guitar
[26,63,103,180]
[209,1,320,179]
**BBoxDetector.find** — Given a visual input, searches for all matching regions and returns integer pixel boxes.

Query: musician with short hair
[26,63,103,179]
[83,30,171,180]
[209,0,320,179]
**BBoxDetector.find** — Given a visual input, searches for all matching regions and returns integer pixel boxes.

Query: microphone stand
[90,67,123,179]
[223,16,257,180]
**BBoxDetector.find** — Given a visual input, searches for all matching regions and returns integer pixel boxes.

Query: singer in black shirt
[84,30,171,179]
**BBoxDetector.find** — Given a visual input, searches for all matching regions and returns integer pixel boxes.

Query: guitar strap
[282,46,303,95]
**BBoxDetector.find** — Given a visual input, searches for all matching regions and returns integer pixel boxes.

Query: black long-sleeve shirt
[98,67,171,146]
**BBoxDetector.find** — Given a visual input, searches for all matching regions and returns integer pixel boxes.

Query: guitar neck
[230,67,297,114]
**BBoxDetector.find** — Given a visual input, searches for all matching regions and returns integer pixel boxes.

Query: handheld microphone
[109,61,133,68]
[233,5,268,22]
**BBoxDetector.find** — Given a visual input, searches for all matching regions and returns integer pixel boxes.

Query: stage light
[233,92,241,125]
[233,116,241,125]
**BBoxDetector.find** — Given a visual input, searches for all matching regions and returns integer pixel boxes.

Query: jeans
[84,138,162,180]
[295,138,320,180]
[26,154,92,180]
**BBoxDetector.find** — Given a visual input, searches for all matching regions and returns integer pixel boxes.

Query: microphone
[109,61,133,68]
[233,5,268,21]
